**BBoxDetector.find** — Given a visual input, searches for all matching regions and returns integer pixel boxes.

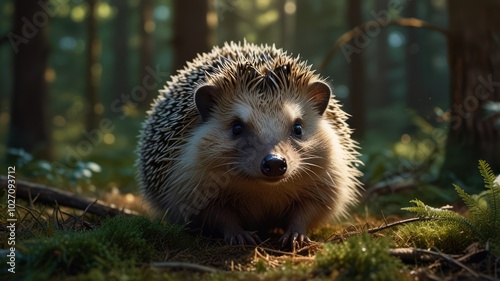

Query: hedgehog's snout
[260,153,287,178]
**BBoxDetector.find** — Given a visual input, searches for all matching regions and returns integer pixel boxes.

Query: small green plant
[400,160,499,256]
[6,148,101,188]
[315,234,406,281]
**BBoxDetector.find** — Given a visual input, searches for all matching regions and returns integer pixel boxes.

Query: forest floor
[0,175,499,281]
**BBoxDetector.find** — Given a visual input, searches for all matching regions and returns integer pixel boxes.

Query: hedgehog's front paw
[223,228,261,245]
[279,226,311,248]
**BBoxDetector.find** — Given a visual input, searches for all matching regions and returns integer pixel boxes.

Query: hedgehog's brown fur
[137,41,362,245]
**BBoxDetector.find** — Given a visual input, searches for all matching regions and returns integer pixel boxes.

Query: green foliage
[255,259,267,273]
[400,160,500,255]
[7,148,101,189]
[393,220,476,254]
[361,114,456,216]
[362,113,446,185]
[315,234,406,281]
[402,199,483,239]
[6,216,198,280]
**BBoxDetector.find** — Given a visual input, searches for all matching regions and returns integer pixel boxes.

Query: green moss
[393,220,475,254]
[95,215,195,260]
[400,160,500,256]
[73,263,313,281]
[314,234,406,281]
[6,216,201,280]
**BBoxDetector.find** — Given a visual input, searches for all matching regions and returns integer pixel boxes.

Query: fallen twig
[325,217,423,242]
[389,247,460,263]
[390,247,498,281]
[367,217,422,234]
[1,176,138,217]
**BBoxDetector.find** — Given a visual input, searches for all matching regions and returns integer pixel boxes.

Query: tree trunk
[112,0,129,103]
[444,0,500,181]
[7,0,52,159]
[173,0,210,71]
[373,0,390,109]
[86,0,101,131]
[405,0,425,116]
[347,0,365,139]
[279,0,296,49]
[139,0,154,109]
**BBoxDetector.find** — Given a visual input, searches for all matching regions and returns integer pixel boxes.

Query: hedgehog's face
[193,81,334,186]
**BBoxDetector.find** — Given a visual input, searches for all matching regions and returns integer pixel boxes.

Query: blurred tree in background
[172,0,211,70]
[443,0,500,181]
[6,0,52,160]
[0,0,497,193]
[347,0,365,139]
[138,0,154,109]
[86,0,101,131]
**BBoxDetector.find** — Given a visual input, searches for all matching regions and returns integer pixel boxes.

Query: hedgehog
[137,41,362,246]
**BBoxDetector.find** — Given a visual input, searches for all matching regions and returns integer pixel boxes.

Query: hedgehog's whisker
[300,166,324,196]
[301,166,336,204]
[300,153,323,159]
[212,156,236,160]
[300,162,325,170]
[300,166,322,182]
[213,166,241,187]
[300,153,325,161]
[324,171,337,188]
[212,161,239,169]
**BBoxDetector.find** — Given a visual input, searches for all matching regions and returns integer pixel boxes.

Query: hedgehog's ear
[195,84,219,121]
[307,81,331,115]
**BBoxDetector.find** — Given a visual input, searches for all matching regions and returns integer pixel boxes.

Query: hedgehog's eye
[232,122,243,137]
[292,123,303,138]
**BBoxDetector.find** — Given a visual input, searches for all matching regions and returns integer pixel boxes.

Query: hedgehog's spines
[137,41,363,242]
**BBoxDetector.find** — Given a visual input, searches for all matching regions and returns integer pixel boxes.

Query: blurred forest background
[0,0,498,203]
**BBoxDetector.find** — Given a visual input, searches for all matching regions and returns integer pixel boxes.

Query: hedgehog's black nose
[261,154,287,177]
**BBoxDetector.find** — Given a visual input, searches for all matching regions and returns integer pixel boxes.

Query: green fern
[479,159,497,190]
[401,160,500,256]
[478,160,500,239]
[402,199,484,240]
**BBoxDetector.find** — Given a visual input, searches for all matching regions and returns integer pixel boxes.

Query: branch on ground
[1,176,138,217]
